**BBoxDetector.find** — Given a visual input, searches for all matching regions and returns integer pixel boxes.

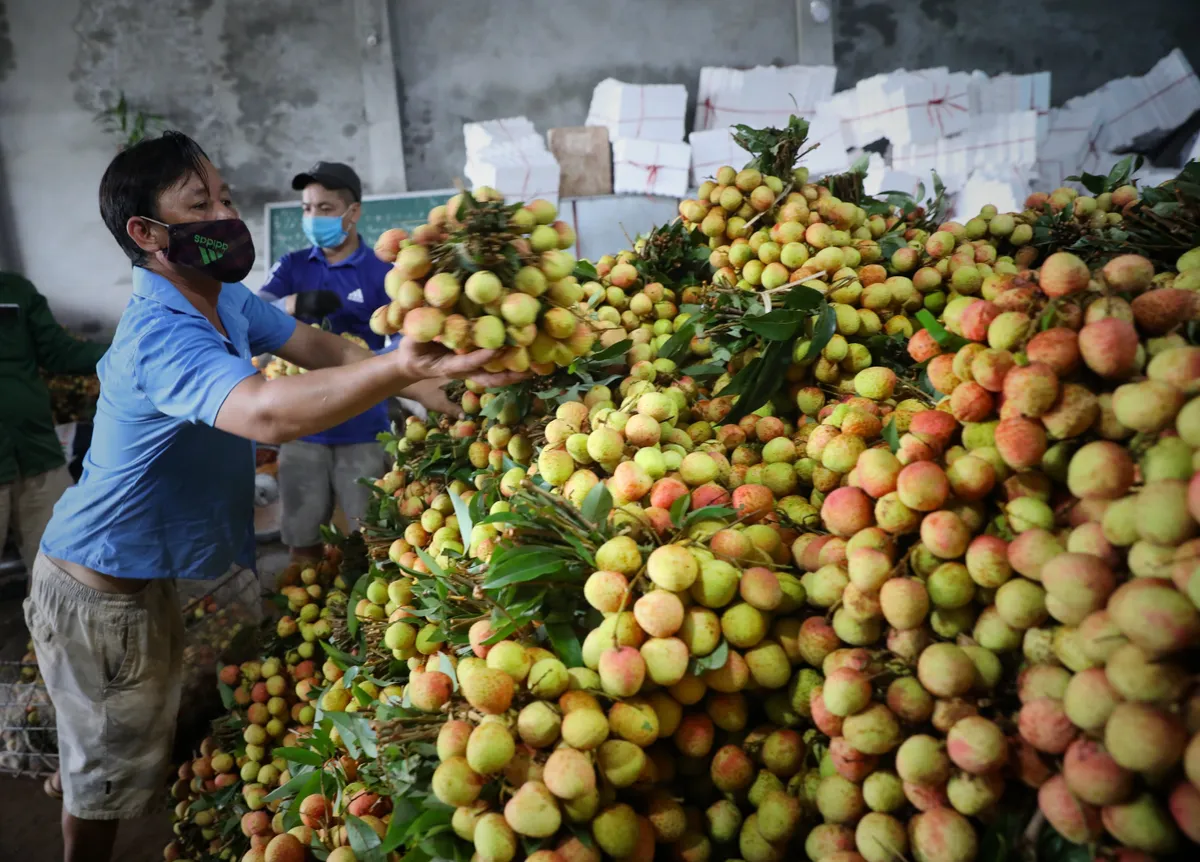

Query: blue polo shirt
[260,240,391,446]
[40,267,297,580]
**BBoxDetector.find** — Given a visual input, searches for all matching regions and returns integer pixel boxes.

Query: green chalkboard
[264,189,457,265]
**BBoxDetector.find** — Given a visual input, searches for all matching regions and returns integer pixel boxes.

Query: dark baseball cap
[292,161,362,201]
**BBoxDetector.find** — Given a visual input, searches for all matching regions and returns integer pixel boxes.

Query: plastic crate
[0,660,57,779]
[178,567,264,707]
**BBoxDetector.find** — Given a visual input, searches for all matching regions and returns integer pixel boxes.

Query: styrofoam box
[1036,105,1101,190]
[464,117,545,158]
[694,64,837,133]
[968,71,1051,140]
[465,152,561,208]
[891,111,1039,189]
[804,106,851,177]
[838,68,973,148]
[586,78,687,143]
[687,128,750,187]
[612,138,692,198]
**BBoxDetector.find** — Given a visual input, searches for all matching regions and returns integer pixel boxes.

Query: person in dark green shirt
[0,272,108,573]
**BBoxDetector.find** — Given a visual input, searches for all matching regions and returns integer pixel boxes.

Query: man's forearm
[276,325,373,371]
[222,354,415,444]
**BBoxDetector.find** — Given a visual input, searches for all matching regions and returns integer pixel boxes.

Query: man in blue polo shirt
[258,161,437,560]
[25,132,523,862]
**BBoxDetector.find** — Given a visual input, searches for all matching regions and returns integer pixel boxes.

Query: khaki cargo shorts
[278,440,387,547]
[23,553,184,820]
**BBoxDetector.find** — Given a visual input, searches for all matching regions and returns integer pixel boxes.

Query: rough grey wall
[0,0,379,330]
[833,0,1200,103]
[70,0,370,223]
[390,0,799,189]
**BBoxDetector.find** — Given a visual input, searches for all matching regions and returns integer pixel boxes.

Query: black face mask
[143,216,256,283]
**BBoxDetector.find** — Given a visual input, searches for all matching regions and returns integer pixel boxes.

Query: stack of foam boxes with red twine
[1052,48,1200,184]
[463,116,562,208]
[689,64,839,186]
[585,78,691,199]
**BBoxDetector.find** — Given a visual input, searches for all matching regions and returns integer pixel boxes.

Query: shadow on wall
[0,2,19,271]
[832,0,1200,101]
[67,0,372,238]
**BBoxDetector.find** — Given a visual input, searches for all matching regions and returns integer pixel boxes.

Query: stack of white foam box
[954,164,1036,221]
[585,79,691,198]
[693,64,837,133]
[968,71,1052,140]
[462,117,561,207]
[687,128,751,188]
[689,64,838,185]
[860,152,925,200]
[834,68,974,149]
[891,111,1040,192]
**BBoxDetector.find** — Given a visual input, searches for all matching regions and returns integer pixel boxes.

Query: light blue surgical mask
[303,214,349,249]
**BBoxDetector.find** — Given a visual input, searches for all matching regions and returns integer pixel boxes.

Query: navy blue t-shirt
[260,241,392,445]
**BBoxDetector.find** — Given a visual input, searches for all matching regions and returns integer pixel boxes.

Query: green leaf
[586,339,633,365]
[320,639,363,668]
[850,152,870,175]
[802,304,838,362]
[217,679,235,711]
[325,712,378,760]
[1036,818,1092,862]
[882,419,900,454]
[743,309,808,341]
[448,489,474,553]
[914,309,969,351]
[345,814,386,862]
[402,807,455,844]
[266,765,318,803]
[567,822,596,849]
[484,558,567,590]
[380,799,420,853]
[683,506,737,529]
[669,492,692,528]
[438,653,459,690]
[689,640,730,675]
[573,260,598,281]
[544,622,584,668]
[413,546,448,579]
[347,571,372,639]
[580,482,613,526]
[680,362,725,378]
[273,747,326,767]
[657,319,697,362]
[878,232,907,261]
[783,285,825,311]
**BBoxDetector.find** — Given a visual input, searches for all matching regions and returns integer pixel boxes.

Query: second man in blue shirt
[259,162,451,559]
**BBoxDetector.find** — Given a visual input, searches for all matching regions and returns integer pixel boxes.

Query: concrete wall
[389,0,800,189]
[2,0,1199,330]
[833,0,1200,103]
[0,0,400,333]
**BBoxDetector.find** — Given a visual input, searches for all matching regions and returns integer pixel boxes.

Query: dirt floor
[0,543,291,861]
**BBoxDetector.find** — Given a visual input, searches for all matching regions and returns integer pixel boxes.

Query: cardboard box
[547,127,612,197]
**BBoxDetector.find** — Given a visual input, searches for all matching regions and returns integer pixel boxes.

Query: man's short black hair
[99,131,210,264]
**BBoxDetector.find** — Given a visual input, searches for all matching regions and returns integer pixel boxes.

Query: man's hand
[294,290,343,319]
[402,379,463,418]
[391,339,529,390]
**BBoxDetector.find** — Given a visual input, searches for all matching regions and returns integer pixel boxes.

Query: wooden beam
[353,0,407,192]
